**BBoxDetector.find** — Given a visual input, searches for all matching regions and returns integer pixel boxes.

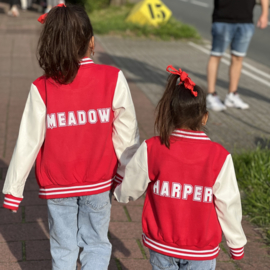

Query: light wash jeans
[149,249,216,270]
[47,191,112,270]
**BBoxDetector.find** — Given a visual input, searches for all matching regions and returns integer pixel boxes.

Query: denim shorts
[211,22,255,57]
[149,249,216,270]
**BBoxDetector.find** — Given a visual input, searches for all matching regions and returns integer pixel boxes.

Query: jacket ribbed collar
[171,129,210,141]
[79,57,94,66]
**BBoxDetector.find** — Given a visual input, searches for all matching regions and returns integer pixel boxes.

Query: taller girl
[2,5,139,270]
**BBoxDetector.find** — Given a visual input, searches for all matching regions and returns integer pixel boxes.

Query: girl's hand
[10,210,17,213]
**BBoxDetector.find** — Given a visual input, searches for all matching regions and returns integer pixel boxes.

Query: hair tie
[166,65,197,97]
[37,3,66,24]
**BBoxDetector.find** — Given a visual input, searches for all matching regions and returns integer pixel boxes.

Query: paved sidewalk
[0,4,270,270]
[97,36,270,153]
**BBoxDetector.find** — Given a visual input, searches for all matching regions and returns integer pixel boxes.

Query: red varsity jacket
[115,129,247,261]
[3,58,140,210]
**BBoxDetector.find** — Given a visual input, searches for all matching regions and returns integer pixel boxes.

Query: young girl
[114,66,247,270]
[2,4,139,270]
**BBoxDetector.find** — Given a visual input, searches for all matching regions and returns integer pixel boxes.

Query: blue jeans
[47,191,112,270]
[211,22,254,57]
[149,249,216,270]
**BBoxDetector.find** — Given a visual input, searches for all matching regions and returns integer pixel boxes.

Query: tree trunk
[110,0,126,6]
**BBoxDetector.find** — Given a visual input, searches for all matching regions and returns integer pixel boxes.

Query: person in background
[8,0,20,16]
[207,0,269,111]
[45,0,65,13]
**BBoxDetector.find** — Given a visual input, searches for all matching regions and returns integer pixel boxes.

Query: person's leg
[229,55,244,93]
[47,197,79,270]
[207,55,222,94]
[207,23,232,111]
[207,55,226,111]
[224,23,254,109]
[77,191,112,270]
[149,249,179,270]
[9,0,14,9]
[21,0,28,10]
[8,0,20,16]
[180,258,216,270]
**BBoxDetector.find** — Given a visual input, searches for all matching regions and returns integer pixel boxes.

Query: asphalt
[163,0,270,68]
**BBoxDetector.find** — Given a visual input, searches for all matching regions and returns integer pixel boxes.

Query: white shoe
[8,6,19,17]
[224,92,249,109]
[206,93,226,111]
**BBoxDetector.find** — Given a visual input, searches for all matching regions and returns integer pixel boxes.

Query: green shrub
[85,0,110,13]
[89,4,199,40]
[233,147,270,244]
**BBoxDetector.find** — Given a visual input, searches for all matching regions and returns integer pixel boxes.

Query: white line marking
[189,42,270,87]
[191,0,209,7]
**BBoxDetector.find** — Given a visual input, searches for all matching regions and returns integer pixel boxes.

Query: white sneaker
[8,6,19,17]
[206,93,226,111]
[224,92,249,109]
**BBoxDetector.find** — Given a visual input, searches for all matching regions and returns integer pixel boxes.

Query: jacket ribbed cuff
[114,173,123,185]
[230,247,244,260]
[3,195,22,211]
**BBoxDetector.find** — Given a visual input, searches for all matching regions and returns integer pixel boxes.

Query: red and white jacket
[114,130,247,261]
[3,58,140,211]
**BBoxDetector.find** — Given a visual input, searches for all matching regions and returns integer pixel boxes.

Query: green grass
[89,4,200,40]
[233,147,270,244]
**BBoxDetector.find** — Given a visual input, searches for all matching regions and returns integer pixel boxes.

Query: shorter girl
[114,66,247,270]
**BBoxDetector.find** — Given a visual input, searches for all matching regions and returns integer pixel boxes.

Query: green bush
[85,0,110,13]
[233,147,270,244]
[89,4,200,40]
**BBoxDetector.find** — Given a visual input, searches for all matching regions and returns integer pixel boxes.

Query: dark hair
[155,73,207,148]
[37,5,94,84]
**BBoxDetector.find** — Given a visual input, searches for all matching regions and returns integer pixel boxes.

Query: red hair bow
[37,3,66,24]
[166,65,197,97]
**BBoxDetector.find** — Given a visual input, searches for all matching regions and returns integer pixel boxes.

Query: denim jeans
[149,249,216,270]
[47,191,112,270]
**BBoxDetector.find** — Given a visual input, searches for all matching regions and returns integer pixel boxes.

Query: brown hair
[37,5,93,84]
[155,73,207,148]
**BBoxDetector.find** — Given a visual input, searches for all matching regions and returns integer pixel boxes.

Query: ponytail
[155,73,207,148]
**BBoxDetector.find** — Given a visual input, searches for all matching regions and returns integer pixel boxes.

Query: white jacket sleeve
[213,154,247,260]
[114,141,150,203]
[112,71,140,185]
[2,84,46,210]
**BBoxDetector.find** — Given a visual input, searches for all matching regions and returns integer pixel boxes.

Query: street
[163,0,270,68]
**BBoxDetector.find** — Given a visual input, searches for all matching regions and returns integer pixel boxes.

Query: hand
[257,15,268,29]
[10,210,17,213]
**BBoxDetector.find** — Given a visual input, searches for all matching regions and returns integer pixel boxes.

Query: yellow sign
[126,0,172,27]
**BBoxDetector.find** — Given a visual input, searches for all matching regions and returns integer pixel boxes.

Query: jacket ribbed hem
[114,173,123,185]
[142,234,220,261]
[39,179,113,199]
[3,195,23,211]
[230,247,244,260]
